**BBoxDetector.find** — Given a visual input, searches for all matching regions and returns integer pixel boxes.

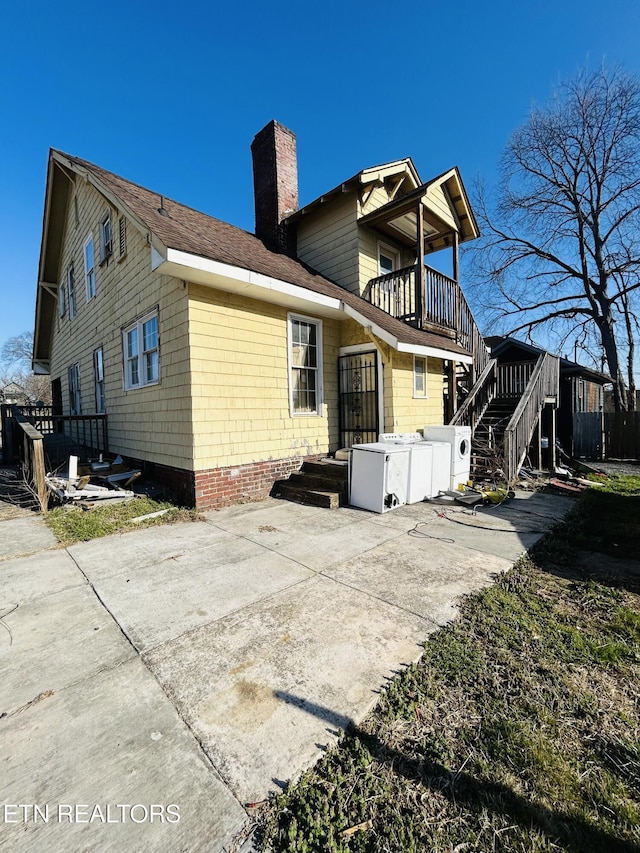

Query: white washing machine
[379,433,434,503]
[422,441,452,495]
[349,443,410,513]
[423,425,472,491]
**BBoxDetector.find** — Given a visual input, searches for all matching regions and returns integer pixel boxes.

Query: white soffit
[154,248,345,319]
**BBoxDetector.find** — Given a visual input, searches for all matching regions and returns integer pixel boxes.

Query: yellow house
[32,121,485,508]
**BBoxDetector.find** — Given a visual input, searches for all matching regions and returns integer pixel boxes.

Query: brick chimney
[251,120,298,255]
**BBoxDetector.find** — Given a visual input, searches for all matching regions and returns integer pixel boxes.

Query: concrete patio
[0,490,573,851]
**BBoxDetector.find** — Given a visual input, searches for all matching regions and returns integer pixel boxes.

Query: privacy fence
[573,411,640,460]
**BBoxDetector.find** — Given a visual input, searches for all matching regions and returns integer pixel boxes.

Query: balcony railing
[364,263,488,378]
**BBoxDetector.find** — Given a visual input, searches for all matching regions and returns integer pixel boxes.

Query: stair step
[273,481,341,509]
[301,460,348,482]
[287,471,348,496]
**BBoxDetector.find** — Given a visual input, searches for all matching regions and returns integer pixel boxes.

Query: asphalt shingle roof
[56,151,471,357]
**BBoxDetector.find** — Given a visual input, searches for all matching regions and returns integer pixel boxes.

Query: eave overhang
[358,167,480,253]
[154,248,472,362]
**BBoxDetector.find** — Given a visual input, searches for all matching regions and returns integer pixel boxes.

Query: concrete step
[273,481,341,509]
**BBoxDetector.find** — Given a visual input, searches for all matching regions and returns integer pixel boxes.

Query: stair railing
[450,358,498,431]
[502,352,560,483]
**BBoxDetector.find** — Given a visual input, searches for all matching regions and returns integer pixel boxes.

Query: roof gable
[34,150,476,368]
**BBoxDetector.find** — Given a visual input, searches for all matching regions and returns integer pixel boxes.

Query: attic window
[99,213,112,263]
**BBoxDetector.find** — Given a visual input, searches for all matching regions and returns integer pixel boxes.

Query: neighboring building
[33,121,485,508]
[0,382,31,405]
[483,336,611,459]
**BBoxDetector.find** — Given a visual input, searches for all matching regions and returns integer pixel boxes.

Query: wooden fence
[572,411,640,460]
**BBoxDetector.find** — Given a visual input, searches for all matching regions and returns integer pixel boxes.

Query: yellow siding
[49,178,194,469]
[357,229,414,297]
[295,194,359,294]
[424,183,457,231]
[387,353,445,432]
[188,285,340,468]
[338,321,444,437]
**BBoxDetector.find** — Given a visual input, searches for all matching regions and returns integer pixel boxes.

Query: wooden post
[446,360,458,422]
[452,231,461,343]
[452,230,459,283]
[416,201,425,328]
[549,405,557,472]
[32,437,47,513]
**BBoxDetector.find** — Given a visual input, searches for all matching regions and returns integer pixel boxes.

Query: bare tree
[471,66,640,410]
[1,331,34,367]
[0,331,52,404]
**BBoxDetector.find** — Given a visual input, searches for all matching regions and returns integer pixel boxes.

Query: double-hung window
[123,311,160,390]
[289,314,322,415]
[68,265,76,318]
[68,363,81,415]
[94,348,106,413]
[84,234,96,300]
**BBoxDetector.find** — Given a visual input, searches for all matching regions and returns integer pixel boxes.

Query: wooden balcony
[364,263,488,376]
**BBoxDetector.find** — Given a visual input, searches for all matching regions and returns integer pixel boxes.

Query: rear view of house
[33,121,485,508]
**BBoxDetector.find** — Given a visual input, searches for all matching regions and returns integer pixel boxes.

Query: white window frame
[68,265,76,318]
[377,241,400,277]
[94,347,106,414]
[122,310,160,390]
[84,234,96,300]
[68,363,81,415]
[287,313,323,417]
[413,355,428,398]
[99,212,113,263]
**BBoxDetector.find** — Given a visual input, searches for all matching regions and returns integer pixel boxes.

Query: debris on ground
[45,454,141,507]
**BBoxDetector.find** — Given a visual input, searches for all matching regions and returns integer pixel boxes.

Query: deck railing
[364,264,488,379]
[503,353,559,483]
[496,361,536,398]
[1,405,108,467]
[13,411,47,511]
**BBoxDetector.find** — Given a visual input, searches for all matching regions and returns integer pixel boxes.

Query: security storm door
[338,350,379,447]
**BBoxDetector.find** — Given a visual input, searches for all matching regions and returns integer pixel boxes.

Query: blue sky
[1,0,640,355]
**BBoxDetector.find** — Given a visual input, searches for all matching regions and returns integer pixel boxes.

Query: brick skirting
[143,455,326,509]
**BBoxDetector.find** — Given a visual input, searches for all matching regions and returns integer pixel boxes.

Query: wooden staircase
[471,397,519,481]
[452,353,560,484]
[273,459,348,509]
